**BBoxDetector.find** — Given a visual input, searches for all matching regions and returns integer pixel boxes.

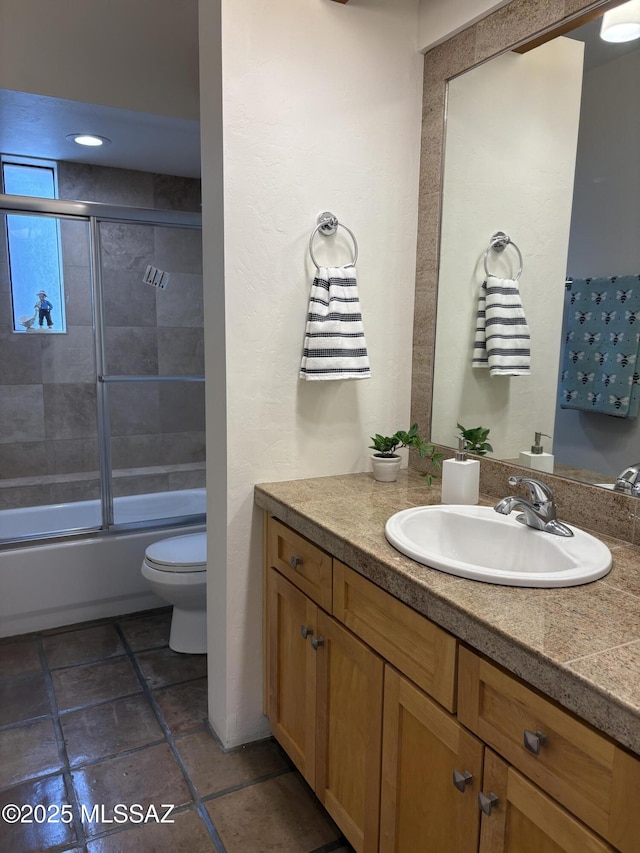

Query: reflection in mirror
[431,8,640,490]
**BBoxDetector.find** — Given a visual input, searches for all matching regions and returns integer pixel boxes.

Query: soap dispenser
[441,438,480,505]
[519,432,554,473]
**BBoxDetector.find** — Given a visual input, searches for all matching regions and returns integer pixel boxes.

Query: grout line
[310,840,354,853]
[564,637,640,666]
[200,766,294,803]
[112,621,226,852]
[196,802,227,853]
[36,636,89,850]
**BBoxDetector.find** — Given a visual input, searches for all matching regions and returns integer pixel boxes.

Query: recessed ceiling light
[66,133,111,147]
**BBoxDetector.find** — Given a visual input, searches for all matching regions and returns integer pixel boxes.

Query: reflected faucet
[613,462,640,496]
[494,476,574,537]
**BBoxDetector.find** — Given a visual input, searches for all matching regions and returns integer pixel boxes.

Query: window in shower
[1,156,67,333]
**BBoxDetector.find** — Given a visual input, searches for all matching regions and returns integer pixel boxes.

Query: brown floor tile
[176,731,289,798]
[52,657,141,712]
[0,774,78,853]
[205,772,341,852]
[0,719,62,788]
[86,807,216,852]
[135,647,207,689]
[118,610,171,652]
[0,638,42,678]
[44,625,125,669]
[61,694,164,767]
[0,672,51,726]
[153,678,208,734]
[71,743,192,837]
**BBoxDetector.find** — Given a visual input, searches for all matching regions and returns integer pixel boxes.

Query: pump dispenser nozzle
[531,432,551,454]
[455,437,467,462]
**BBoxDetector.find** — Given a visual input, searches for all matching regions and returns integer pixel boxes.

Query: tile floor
[0,608,353,852]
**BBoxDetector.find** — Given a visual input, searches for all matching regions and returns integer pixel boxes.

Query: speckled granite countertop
[255,470,640,757]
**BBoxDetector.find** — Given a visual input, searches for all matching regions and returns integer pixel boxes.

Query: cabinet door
[266,568,318,786]
[380,666,484,853]
[314,610,384,853]
[479,749,615,853]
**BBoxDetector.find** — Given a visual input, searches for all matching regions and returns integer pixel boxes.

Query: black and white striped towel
[472,277,531,376]
[299,266,371,380]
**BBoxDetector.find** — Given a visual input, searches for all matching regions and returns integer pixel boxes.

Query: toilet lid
[145,532,206,572]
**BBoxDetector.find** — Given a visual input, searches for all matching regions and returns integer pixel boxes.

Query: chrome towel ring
[309,211,358,269]
[483,231,523,281]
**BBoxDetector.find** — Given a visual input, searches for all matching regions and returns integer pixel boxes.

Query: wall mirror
[430,0,640,491]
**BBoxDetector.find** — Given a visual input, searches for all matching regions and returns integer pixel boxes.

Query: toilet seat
[144,532,206,573]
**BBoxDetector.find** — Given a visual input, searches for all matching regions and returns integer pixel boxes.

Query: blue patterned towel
[299,266,371,380]
[559,275,640,417]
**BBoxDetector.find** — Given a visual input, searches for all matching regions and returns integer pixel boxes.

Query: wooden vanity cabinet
[266,521,384,853]
[264,515,640,853]
[459,645,640,853]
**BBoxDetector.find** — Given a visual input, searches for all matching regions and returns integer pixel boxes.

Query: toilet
[141,532,207,654]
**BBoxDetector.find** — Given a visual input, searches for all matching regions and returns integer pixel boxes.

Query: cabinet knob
[289,555,303,569]
[300,625,314,640]
[478,791,499,815]
[452,770,473,793]
[523,729,548,755]
[310,636,325,650]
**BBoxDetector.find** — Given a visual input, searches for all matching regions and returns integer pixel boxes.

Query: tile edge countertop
[254,470,640,757]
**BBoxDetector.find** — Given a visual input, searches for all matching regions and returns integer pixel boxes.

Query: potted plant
[369,423,442,483]
[456,423,493,456]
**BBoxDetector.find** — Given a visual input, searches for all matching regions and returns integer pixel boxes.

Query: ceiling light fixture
[66,133,111,147]
[600,0,640,42]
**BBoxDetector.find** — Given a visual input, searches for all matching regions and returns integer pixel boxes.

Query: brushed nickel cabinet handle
[452,770,473,793]
[300,625,313,640]
[478,791,499,815]
[310,636,325,650]
[524,729,548,755]
[289,556,303,569]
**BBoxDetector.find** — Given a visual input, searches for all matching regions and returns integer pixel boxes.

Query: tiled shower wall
[0,164,204,510]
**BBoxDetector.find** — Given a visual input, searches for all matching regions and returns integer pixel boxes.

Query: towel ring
[309,211,358,269]
[483,231,523,281]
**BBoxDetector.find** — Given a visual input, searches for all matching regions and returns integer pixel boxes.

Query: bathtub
[0,488,206,638]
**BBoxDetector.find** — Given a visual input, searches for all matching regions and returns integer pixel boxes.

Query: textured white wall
[200,0,423,746]
[431,37,584,459]
[417,0,510,51]
[0,0,199,119]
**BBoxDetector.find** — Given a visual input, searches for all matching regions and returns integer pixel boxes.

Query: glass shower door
[97,218,205,529]
[0,211,100,540]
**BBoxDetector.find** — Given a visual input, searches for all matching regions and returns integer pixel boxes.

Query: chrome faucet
[613,462,640,496]
[494,476,574,537]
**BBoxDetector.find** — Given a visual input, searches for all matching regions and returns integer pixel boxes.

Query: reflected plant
[456,423,493,456]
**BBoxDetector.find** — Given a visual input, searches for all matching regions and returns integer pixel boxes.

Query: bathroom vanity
[255,471,640,853]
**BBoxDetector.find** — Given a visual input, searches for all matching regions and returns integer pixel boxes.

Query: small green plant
[457,422,493,456]
[369,423,443,485]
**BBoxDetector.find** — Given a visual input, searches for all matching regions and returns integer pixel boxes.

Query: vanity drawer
[457,645,640,851]
[332,561,457,711]
[267,517,332,611]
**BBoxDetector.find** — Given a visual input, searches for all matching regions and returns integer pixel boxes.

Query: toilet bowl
[141,532,207,654]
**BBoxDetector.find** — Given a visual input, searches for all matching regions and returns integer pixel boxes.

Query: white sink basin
[385,505,612,587]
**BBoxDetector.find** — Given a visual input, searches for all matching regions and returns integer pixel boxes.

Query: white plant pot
[371,454,402,482]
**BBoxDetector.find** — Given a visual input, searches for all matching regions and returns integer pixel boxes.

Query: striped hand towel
[299,266,371,380]
[472,277,531,376]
